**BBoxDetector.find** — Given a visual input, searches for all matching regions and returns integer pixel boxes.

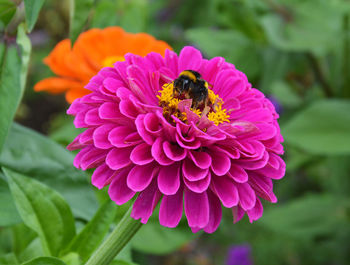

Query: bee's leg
[192,100,198,109]
[201,105,210,118]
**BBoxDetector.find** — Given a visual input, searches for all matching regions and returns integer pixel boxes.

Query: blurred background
[1,0,350,264]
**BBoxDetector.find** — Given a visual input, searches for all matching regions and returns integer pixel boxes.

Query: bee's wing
[159,72,174,83]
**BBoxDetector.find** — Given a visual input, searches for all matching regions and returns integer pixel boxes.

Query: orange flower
[35,27,172,103]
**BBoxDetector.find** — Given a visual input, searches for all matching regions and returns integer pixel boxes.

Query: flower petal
[106,148,132,170]
[131,179,161,224]
[109,167,135,205]
[127,164,158,192]
[157,163,181,195]
[184,189,209,229]
[159,187,183,228]
[211,175,239,208]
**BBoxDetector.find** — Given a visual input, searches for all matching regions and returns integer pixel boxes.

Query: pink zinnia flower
[67,46,285,233]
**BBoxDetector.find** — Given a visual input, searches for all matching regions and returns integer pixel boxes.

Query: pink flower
[67,46,285,233]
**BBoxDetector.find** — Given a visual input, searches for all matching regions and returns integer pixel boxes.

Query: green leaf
[66,201,117,262]
[60,252,80,265]
[69,0,95,44]
[260,194,349,239]
[17,23,32,95]
[0,253,18,265]
[270,81,301,107]
[132,223,194,255]
[0,174,21,226]
[260,1,344,55]
[0,43,21,153]
[49,115,83,146]
[0,0,16,26]
[22,257,67,265]
[111,261,138,265]
[11,223,37,257]
[185,28,261,79]
[0,23,31,154]
[18,238,44,264]
[4,168,76,256]
[0,123,99,220]
[24,0,45,32]
[282,99,350,154]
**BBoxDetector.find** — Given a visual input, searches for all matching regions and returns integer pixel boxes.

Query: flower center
[157,82,230,126]
[102,56,125,67]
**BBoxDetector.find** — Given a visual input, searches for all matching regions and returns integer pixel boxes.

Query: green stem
[343,14,350,98]
[85,205,142,265]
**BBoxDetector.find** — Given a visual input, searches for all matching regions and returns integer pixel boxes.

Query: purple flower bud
[226,244,253,265]
[267,95,283,114]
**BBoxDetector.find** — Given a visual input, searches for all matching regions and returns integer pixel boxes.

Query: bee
[173,70,210,109]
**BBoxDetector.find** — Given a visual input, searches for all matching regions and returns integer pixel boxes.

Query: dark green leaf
[0,174,21,226]
[4,168,76,256]
[132,223,194,255]
[0,0,16,26]
[69,0,95,44]
[22,257,67,265]
[282,99,350,154]
[24,0,45,32]
[260,194,349,239]
[66,201,117,262]
[0,123,99,220]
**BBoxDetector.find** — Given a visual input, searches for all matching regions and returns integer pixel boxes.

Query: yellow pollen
[158,82,230,126]
[102,56,125,67]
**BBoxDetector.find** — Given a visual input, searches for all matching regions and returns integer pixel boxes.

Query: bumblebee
[173,70,209,109]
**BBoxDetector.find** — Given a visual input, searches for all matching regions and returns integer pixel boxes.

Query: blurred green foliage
[1,0,350,265]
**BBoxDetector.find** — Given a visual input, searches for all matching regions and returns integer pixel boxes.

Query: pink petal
[105,148,132,170]
[211,175,239,208]
[80,148,106,170]
[188,151,212,169]
[135,114,155,145]
[203,190,222,233]
[247,198,263,223]
[184,171,211,193]
[99,102,124,120]
[93,124,114,149]
[232,205,245,223]
[131,179,161,224]
[130,143,154,165]
[127,164,158,192]
[184,189,209,229]
[227,164,248,183]
[157,163,181,195]
[163,141,187,161]
[159,187,183,228]
[256,153,286,179]
[237,182,256,211]
[178,46,203,72]
[91,163,115,189]
[151,138,174,166]
[109,126,139,148]
[183,158,209,181]
[208,148,231,176]
[248,173,277,203]
[109,167,135,205]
